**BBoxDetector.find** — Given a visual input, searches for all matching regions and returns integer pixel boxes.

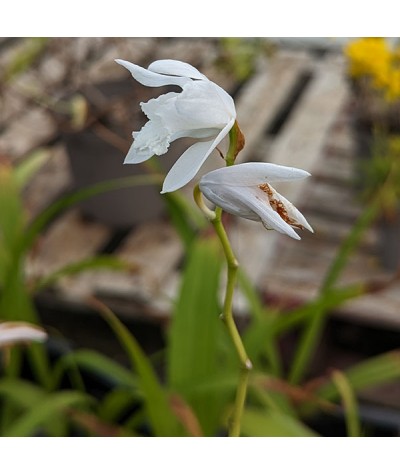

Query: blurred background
[0,37,399,436]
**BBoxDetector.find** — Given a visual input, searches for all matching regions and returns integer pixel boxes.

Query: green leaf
[332,370,361,437]
[163,192,205,249]
[269,285,365,336]
[301,351,400,418]
[0,378,44,408]
[53,349,139,391]
[3,391,93,437]
[241,408,318,437]
[3,37,48,83]
[167,236,231,435]
[14,148,52,189]
[99,388,142,423]
[0,163,25,261]
[0,378,46,434]
[248,375,298,417]
[90,298,182,437]
[239,269,282,376]
[317,351,400,401]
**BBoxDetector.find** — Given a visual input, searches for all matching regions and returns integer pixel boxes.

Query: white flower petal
[201,162,310,187]
[161,119,235,193]
[161,141,214,194]
[258,207,301,240]
[148,59,207,80]
[231,187,301,239]
[115,59,189,88]
[268,186,314,233]
[140,92,180,122]
[176,81,236,127]
[199,182,260,221]
[124,141,155,164]
[0,322,47,348]
[170,127,221,141]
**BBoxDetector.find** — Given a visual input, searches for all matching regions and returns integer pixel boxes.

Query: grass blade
[241,408,318,437]
[3,391,92,437]
[89,298,183,437]
[332,370,361,437]
[301,351,400,417]
[167,236,230,435]
[52,349,139,391]
[14,148,52,189]
[3,38,48,83]
[317,351,400,401]
[238,269,282,376]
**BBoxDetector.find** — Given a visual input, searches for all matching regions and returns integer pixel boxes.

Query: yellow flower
[344,37,400,101]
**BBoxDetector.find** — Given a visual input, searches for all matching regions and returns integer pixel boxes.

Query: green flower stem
[210,211,252,437]
[193,122,251,437]
[211,216,252,368]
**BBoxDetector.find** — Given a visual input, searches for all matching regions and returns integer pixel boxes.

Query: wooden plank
[26,209,112,282]
[336,285,400,330]
[231,54,350,284]
[235,51,313,164]
[0,106,57,159]
[0,87,27,126]
[265,276,400,331]
[302,180,362,220]
[77,222,184,314]
[197,51,314,182]
[267,54,349,202]
[312,150,356,183]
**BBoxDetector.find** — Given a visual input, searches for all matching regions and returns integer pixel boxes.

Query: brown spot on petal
[259,183,305,230]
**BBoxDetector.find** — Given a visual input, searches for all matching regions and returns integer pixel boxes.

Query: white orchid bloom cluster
[0,322,47,349]
[117,59,312,240]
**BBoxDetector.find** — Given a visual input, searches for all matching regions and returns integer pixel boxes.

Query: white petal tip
[160,185,175,194]
[302,221,314,233]
[115,59,132,71]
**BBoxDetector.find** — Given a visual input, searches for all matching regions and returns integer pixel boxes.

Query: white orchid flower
[199,162,313,240]
[0,322,47,349]
[115,58,237,193]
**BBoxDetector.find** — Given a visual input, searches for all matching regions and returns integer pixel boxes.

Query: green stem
[194,121,251,436]
[211,212,252,436]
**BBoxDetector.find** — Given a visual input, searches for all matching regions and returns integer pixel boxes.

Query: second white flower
[199,162,313,240]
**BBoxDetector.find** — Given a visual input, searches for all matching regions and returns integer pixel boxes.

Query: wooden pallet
[2,39,399,328]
